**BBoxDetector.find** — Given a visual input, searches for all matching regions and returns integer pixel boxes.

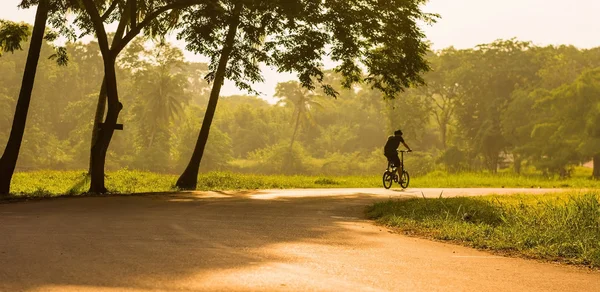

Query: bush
[438,146,468,173]
[404,151,435,176]
[247,142,315,175]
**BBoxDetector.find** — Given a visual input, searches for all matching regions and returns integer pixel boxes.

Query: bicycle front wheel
[399,171,410,189]
[382,171,393,189]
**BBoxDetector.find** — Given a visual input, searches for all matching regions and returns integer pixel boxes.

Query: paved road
[1,188,598,291]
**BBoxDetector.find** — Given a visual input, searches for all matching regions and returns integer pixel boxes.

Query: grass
[4,169,600,199]
[6,170,380,198]
[367,191,600,268]
[414,170,600,188]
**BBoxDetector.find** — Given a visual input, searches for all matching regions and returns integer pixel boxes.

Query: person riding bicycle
[384,130,412,172]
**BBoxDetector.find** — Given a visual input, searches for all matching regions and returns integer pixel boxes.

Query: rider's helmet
[394,129,403,136]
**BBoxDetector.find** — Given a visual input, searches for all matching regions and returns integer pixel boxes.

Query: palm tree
[135,44,187,148]
[274,81,323,149]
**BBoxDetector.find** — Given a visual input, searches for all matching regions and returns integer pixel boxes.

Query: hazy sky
[2,0,599,99]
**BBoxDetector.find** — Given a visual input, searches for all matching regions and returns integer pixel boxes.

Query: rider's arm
[402,142,412,152]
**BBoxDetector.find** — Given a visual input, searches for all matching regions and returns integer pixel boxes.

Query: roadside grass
[415,170,600,188]
[6,170,380,198]
[367,191,600,268]
[4,169,599,199]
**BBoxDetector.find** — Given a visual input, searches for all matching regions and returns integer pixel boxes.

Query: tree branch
[113,0,205,54]
[435,100,445,111]
[130,0,137,30]
[431,93,445,111]
[81,0,111,58]
[432,109,442,127]
[111,0,131,48]
[100,0,120,21]
[447,105,455,120]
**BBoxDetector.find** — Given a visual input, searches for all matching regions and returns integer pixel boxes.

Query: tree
[0,1,50,194]
[534,69,600,178]
[133,43,187,148]
[215,99,278,158]
[129,43,189,171]
[275,81,323,148]
[78,0,211,193]
[176,0,437,189]
[385,89,431,150]
[419,48,464,150]
[453,40,538,172]
[0,21,30,56]
[501,45,598,174]
[176,1,243,189]
[501,88,539,174]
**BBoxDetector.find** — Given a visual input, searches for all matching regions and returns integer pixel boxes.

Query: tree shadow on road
[0,190,411,291]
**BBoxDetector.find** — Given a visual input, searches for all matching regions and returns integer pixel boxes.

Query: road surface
[1,188,598,291]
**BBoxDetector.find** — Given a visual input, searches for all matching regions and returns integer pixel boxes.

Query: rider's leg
[385,153,394,171]
[392,155,401,174]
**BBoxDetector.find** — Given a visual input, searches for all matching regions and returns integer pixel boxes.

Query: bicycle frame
[398,150,408,174]
[383,150,411,189]
[387,150,408,174]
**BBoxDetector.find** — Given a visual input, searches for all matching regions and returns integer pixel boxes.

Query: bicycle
[382,150,410,189]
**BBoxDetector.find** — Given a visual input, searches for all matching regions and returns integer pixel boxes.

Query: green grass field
[367,191,600,268]
[5,169,600,198]
[7,170,380,197]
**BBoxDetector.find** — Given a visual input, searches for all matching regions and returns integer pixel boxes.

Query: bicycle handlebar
[398,150,412,153]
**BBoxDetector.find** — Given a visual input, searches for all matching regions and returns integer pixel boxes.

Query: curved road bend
[1,188,598,291]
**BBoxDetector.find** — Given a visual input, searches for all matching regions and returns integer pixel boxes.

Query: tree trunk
[0,0,48,194]
[82,0,124,194]
[487,155,498,174]
[559,167,568,179]
[440,122,447,150]
[176,3,243,190]
[513,153,522,174]
[88,77,107,174]
[289,110,301,149]
[86,0,126,176]
[89,57,121,193]
[593,154,600,179]
[148,128,156,148]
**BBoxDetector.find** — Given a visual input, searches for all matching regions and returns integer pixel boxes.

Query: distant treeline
[1,38,599,177]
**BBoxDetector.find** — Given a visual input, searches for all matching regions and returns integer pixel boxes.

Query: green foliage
[47,46,68,66]
[2,27,600,178]
[0,20,30,55]
[178,0,434,98]
[451,40,539,172]
[0,94,14,146]
[275,80,324,147]
[518,68,600,176]
[368,191,600,267]
[438,146,467,173]
[198,127,233,171]
[404,151,436,176]
[314,177,339,185]
[247,143,313,175]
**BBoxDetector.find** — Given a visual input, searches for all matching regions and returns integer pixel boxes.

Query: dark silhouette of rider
[384,130,412,170]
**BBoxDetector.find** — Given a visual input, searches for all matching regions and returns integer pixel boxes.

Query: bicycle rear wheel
[399,171,410,189]
[382,171,393,189]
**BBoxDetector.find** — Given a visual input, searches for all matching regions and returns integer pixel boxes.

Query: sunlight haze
[1,0,599,99]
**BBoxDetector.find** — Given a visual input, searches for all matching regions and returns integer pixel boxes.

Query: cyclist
[384,130,412,172]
